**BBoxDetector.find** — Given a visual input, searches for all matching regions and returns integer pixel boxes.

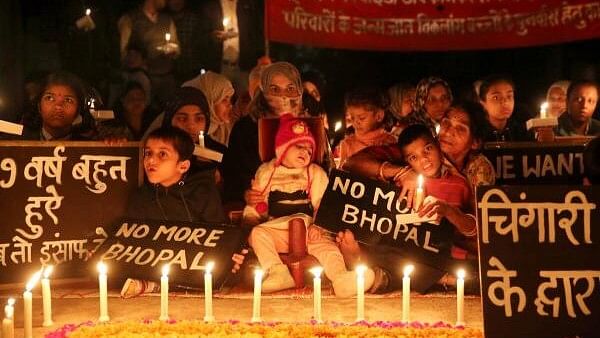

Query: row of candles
[1,261,468,338]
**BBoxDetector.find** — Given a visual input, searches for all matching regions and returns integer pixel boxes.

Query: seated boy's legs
[248,226,295,292]
[307,235,375,297]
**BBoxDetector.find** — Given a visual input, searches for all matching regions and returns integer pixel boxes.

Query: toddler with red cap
[243,114,375,296]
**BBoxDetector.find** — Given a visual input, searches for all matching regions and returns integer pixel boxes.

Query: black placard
[0,141,142,283]
[483,138,590,185]
[96,219,244,288]
[314,169,454,268]
[477,185,599,338]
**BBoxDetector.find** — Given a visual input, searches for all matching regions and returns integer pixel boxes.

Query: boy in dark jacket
[121,126,244,297]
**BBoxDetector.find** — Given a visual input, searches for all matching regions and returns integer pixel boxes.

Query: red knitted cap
[275,114,316,164]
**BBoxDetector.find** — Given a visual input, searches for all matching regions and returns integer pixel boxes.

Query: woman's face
[401,89,416,117]
[480,81,514,123]
[424,84,451,122]
[171,104,207,143]
[122,88,147,120]
[213,94,233,123]
[439,108,475,161]
[39,84,79,130]
[547,86,567,118]
[264,73,302,116]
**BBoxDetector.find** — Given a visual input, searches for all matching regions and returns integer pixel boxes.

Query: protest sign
[315,170,454,268]
[477,185,599,338]
[97,219,244,288]
[0,141,142,283]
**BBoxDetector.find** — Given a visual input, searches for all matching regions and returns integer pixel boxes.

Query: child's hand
[307,225,322,241]
[395,169,417,209]
[244,181,266,207]
[231,248,249,273]
[418,198,449,222]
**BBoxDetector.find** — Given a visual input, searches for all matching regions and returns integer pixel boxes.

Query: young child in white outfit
[243,114,375,296]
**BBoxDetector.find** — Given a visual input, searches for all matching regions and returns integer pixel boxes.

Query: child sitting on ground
[121,126,245,297]
[338,86,397,168]
[243,114,376,296]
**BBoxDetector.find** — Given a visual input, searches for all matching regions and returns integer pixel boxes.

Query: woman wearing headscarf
[408,76,453,135]
[222,61,306,205]
[182,71,235,146]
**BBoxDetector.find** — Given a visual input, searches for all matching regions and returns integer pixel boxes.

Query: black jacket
[125,165,227,224]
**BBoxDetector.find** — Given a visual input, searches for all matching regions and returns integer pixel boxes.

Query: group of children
[127,90,475,296]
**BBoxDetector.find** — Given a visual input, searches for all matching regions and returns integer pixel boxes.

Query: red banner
[265,0,600,51]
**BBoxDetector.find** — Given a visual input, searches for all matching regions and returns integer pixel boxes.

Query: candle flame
[205,261,215,274]
[222,17,230,28]
[7,298,15,306]
[417,174,424,189]
[162,264,170,277]
[334,121,342,132]
[457,268,466,280]
[85,8,91,16]
[43,265,54,278]
[355,264,367,276]
[435,123,441,135]
[26,271,42,291]
[165,33,171,42]
[200,69,206,75]
[254,268,263,278]
[403,264,414,277]
[97,261,107,274]
[309,266,323,278]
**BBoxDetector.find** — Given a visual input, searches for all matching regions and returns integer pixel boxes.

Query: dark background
[1,0,598,123]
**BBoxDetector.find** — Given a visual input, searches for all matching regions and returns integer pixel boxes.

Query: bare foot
[336,229,361,267]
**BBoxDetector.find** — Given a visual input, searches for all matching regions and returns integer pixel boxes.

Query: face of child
[439,108,475,161]
[403,137,442,178]
[281,141,313,169]
[548,86,567,117]
[424,84,451,122]
[567,84,598,123]
[213,95,233,123]
[480,81,514,124]
[171,104,207,143]
[143,138,189,187]
[39,84,79,131]
[347,106,384,136]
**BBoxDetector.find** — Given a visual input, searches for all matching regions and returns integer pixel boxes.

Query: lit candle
[41,265,54,327]
[24,271,41,338]
[402,264,414,323]
[203,262,215,322]
[97,262,109,322]
[456,269,466,326]
[160,264,170,321]
[2,298,15,338]
[435,123,441,135]
[414,174,425,211]
[251,268,263,322]
[85,8,91,16]
[355,264,367,322]
[165,33,171,43]
[200,68,206,75]
[198,130,205,148]
[310,266,323,323]
[222,17,230,30]
[540,101,549,119]
[334,121,342,132]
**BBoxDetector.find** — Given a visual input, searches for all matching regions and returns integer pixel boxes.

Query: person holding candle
[244,114,376,296]
[120,126,247,297]
[556,80,600,137]
[118,0,180,106]
[340,124,480,294]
